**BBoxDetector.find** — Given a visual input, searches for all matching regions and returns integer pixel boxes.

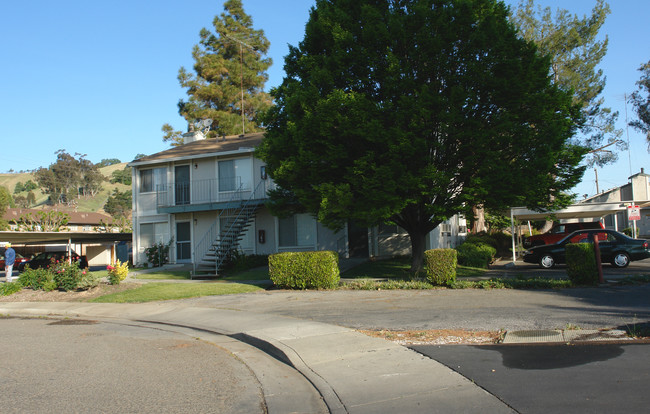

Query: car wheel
[539,254,555,269]
[612,252,630,268]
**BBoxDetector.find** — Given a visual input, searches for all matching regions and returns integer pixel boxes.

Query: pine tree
[511,0,622,167]
[163,0,272,146]
[629,61,650,142]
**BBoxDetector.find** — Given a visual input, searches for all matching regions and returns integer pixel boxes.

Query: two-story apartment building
[129,131,465,274]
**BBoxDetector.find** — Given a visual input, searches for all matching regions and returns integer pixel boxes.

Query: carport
[508,201,649,264]
[0,232,132,266]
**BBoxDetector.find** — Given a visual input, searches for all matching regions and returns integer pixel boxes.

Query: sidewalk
[0,301,514,414]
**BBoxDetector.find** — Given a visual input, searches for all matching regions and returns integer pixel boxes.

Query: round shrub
[455,242,496,268]
[424,249,457,286]
[566,243,599,285]
[269,251,340,289]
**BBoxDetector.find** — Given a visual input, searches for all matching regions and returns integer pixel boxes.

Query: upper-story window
[140,167,166,193]
[218,158,252,191]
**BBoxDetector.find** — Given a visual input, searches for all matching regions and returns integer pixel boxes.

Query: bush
[52,261,99,291]
[0,281,22,296]
[107,260,129,285]
[424,249,457,286]
[566,243,599,285]
[455,242,496,268]
[269,251,340,289]
[222,251,269,273]
[145,240,172,267]
[77,271,102,290]
[465,232,512,257]
[19,266,57,291]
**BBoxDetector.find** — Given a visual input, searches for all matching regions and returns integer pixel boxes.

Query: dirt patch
[0,282,142,302]
[360,329,504,345]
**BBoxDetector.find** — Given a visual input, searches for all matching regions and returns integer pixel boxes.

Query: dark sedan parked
[18,251,88,272]
[523,229,650,269]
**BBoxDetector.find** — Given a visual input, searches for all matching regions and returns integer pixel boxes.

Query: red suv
[523,221,605,248]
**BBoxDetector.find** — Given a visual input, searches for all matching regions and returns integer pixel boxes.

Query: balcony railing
[156,177,272,209]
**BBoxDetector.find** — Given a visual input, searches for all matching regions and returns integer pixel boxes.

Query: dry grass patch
[360,328,504,345]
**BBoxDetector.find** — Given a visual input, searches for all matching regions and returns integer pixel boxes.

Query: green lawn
[131,268,270,281]
[341,256,489,279]
[90,282,263,303]
[132,270,192,280]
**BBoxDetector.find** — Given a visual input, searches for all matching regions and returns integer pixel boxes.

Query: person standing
[4,243,15,283]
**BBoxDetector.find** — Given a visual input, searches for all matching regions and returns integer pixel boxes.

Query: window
[140,222,169,249]
[140,167,166,193]
[218,158,252,192]
[279,214,314,247]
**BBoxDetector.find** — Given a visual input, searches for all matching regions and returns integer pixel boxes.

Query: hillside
[0,163,131,215]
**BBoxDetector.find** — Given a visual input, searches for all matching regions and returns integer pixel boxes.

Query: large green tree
[258,0,586,272]
[511,0,621,167]
[629,60,650,143]
[162,0,273,145]
[34,150,104,205]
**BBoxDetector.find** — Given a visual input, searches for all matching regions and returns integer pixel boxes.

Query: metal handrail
[192,182,244,274]
[213,180,266,273]
[157,177,258,208]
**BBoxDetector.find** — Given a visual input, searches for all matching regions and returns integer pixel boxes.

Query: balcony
[156,177,271,213]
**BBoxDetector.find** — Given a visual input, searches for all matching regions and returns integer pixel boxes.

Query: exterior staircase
[192,183,264,277]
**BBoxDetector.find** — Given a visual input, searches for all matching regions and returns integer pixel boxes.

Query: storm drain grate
[503,329,631,344]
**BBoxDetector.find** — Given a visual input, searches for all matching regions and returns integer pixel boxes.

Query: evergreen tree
[258,0,586,272]
[162,0,272,146]
[511,0,621,166]
[103,189,132,219]
[629,60,650,142]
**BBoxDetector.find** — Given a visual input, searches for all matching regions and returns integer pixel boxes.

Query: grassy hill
[0,163,131,215]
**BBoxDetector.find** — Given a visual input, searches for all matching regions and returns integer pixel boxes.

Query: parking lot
[485,258,650,281]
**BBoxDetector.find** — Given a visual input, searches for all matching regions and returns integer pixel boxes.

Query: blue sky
[1,0,648,200]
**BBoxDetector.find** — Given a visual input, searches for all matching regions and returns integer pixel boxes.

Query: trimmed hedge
[269,251,340,289]
[424,249,457,286]
[566,243,599,285]
[455,242,496,268]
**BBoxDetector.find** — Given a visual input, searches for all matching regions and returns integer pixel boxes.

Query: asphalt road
[180,283,650,332]
[411,342,650,413]
[0,317,265,414]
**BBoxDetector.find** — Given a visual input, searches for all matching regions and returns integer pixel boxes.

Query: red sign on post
[628,205,641,221]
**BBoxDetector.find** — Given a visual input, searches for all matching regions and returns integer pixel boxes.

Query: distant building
[2,208,128,266]
[581,169,650,236]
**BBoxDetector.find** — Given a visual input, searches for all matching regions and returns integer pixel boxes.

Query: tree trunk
[472,205,487,233]
[540,220,553,233]
[408,230,427,274]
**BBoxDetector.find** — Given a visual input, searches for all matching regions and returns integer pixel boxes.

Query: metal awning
[510,201,644,221]
[0,232,132,245]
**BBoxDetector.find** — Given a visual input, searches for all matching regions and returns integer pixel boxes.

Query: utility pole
[594,168,599,194]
